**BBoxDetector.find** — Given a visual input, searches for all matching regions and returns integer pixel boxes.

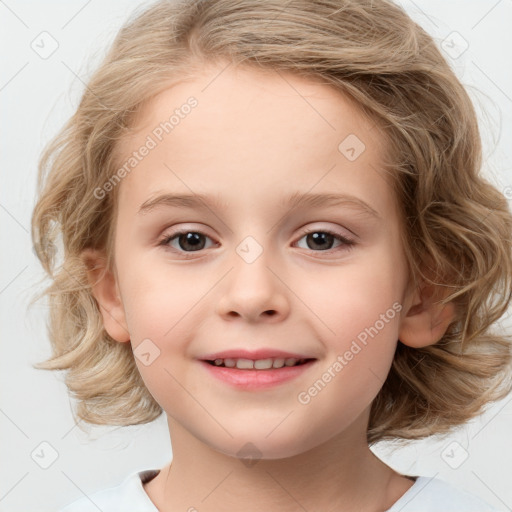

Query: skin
[84,62,455,512]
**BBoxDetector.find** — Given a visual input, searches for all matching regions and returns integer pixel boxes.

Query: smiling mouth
[203,357,315,370]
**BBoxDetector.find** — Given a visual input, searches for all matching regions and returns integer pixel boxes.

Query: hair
[31,0,512,445]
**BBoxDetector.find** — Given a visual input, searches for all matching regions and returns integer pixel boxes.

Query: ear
[398,279,456,348]
[81,248,130,343]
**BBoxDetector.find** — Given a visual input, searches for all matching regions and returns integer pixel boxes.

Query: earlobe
[398,282,456,348]
[81,248,130,343]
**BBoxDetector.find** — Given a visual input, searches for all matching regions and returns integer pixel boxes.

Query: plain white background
[1,1,511,510]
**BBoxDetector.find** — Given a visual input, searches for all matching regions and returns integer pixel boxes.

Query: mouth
[203,357,316,370]
[199,357,318,390]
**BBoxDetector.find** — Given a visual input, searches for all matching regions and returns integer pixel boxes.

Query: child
[31,0,512,510]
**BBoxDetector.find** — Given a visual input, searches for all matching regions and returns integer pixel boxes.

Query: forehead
[114,64,396,220]
[121,63,384,155]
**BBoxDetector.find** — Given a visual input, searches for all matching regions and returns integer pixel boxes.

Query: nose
[215,245,290,324]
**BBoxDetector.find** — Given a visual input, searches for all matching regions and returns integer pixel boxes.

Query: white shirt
[58,468,503,511]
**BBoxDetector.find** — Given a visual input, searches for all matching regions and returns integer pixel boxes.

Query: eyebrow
[137,191,381,220]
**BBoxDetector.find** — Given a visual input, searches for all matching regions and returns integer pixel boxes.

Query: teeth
[236,358,254,369]
[272,358,285,368]
[211,357,307,369]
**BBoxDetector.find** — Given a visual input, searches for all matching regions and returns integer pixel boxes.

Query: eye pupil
[179,232,205,251]
[307,232,334,251]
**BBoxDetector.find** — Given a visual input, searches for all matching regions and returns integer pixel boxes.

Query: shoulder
[387,475,503,512]
[57,469,160,512]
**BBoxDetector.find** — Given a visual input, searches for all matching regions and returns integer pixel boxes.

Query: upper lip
[199,349,317,361]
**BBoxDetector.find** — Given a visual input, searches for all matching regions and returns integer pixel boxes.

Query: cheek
[118,264,201,407]
[115,258,204,399]
[300,248,404,378]
[305,251,403,336]
[118,256,201,338]
[293,267,402,436]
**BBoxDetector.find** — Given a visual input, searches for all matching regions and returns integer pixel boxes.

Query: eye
[158,230,216,256]
[294,228,355,253]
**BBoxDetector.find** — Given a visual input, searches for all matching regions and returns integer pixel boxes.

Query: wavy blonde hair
[31,0,512,444]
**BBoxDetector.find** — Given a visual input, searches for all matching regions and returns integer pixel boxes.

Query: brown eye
[295,229,355,252]
[159,230,215,253]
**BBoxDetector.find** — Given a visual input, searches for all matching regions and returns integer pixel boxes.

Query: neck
[144,412,413,512]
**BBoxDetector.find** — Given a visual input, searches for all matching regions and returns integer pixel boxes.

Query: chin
[206,428,321,462]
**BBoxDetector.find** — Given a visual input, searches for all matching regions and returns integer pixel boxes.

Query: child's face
[100,64,418,458]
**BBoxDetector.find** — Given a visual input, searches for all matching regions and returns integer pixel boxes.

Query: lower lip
[198,359,317,390]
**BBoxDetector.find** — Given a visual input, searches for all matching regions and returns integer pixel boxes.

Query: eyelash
[157,227,356,258]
